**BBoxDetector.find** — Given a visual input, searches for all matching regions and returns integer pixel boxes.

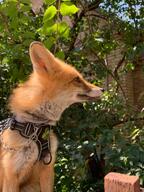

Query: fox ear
[29,41,56,73]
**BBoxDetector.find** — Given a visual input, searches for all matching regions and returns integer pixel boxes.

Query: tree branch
[85,13,107,20]
[113,54,126,77]
[65,0,102,59]
[89,48,127,102]
[113,117,144,127]
[65,10,85,59]
[87,0,102,11]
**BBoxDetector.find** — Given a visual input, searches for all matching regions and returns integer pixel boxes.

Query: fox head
[9,42,103,124]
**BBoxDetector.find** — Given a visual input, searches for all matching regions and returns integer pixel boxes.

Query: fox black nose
[100,88,105,92]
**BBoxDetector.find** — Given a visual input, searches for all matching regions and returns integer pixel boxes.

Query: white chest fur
[1,129,39,184]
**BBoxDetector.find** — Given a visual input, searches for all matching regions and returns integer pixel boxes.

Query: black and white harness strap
[0,117,52,164]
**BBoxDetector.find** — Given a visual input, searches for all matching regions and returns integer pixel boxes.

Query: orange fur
[0,42,103,192]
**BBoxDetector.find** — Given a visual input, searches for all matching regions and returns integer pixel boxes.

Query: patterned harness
[0,117,52,164]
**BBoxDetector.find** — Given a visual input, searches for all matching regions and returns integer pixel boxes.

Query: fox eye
[73,76,82,84]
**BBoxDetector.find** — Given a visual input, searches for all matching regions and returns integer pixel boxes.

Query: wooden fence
[104,172,144,192]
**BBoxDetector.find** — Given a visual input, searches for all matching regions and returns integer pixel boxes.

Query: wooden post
[104,172,141,192]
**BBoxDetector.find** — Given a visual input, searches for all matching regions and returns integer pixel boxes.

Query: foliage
[0,0,144,191]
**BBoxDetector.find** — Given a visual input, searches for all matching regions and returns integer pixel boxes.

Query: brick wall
[98,16,144,109]
[107,46,144,109]
[132,63,144,109]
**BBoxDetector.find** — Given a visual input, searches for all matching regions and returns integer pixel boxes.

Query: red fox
[0,42,103,192]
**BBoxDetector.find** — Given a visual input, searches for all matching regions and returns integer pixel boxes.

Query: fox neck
[13,100,71,125]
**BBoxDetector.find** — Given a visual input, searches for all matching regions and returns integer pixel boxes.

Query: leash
[0,117,52,164]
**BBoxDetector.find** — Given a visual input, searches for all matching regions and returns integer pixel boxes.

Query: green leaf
[43,20,57,35]
[20,3,31,12]
[44,37,56,49]
[125,62,135,71]
[44,0,56,5]
[19,0,30,4]
[55,50,65,60]
[42,21,69,37]
[43,5,57,23]
[4,2,18,17]
[22,31,35,39]
[60,2,79,16]
[57,21,70,38]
